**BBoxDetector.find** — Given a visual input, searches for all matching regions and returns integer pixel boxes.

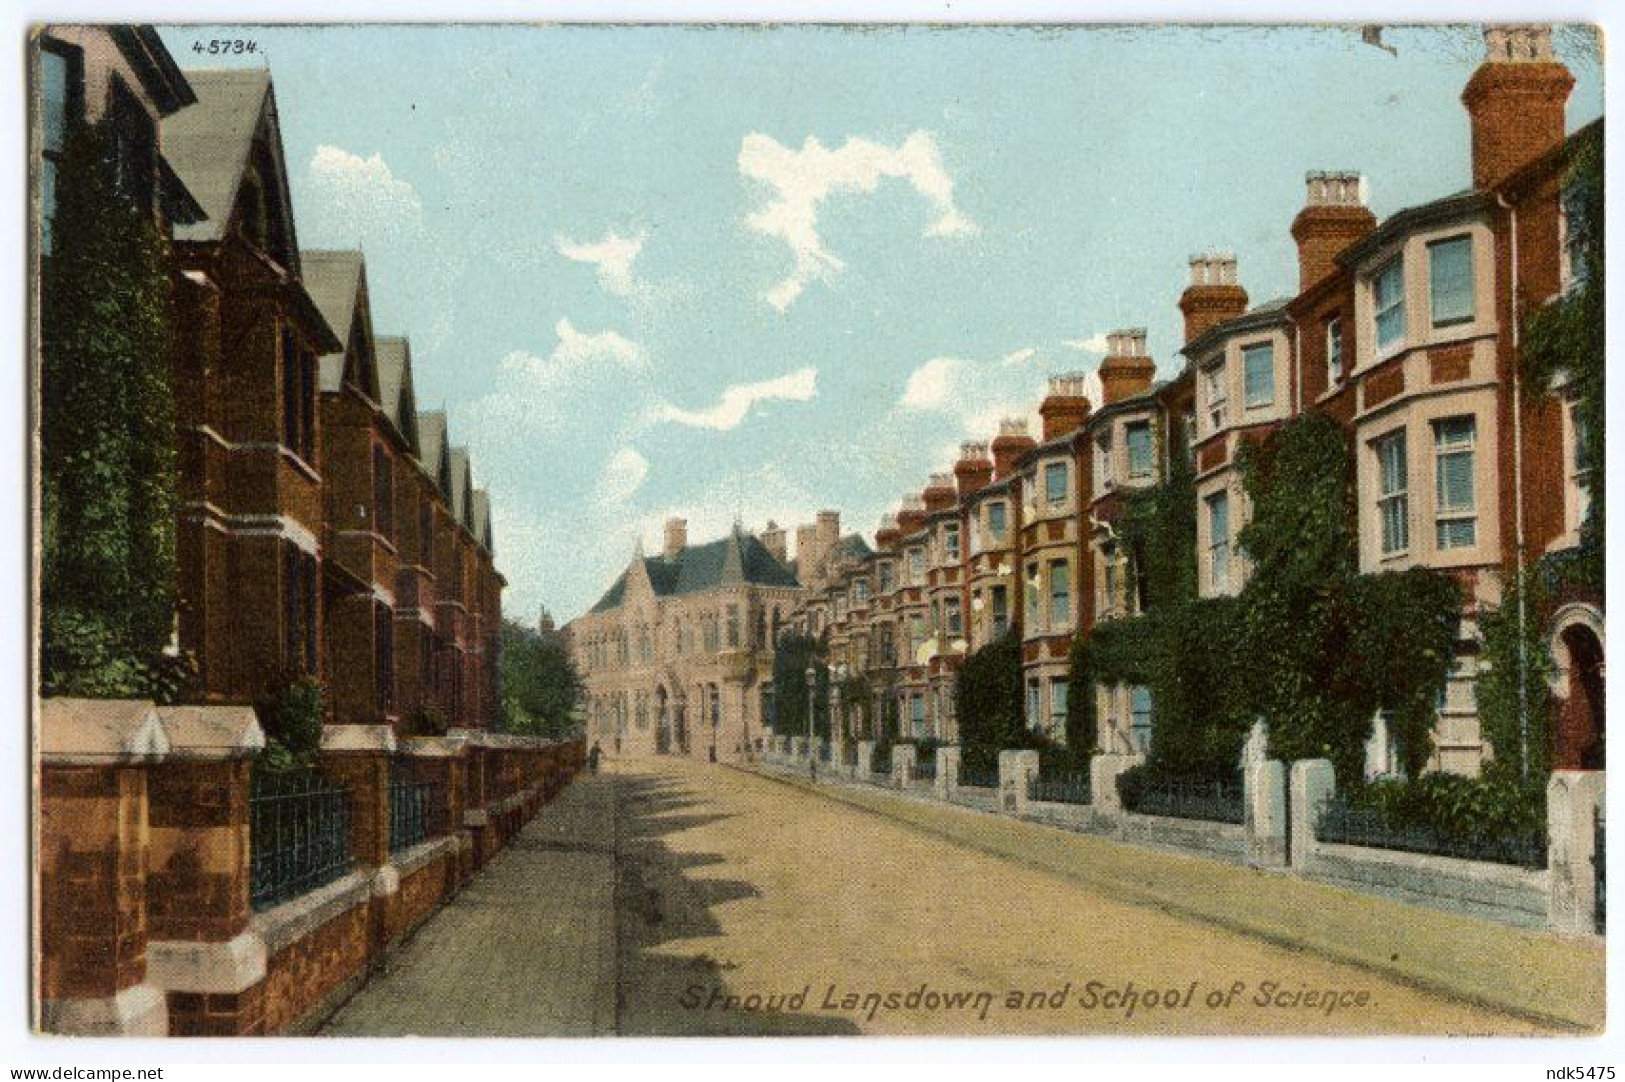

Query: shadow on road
[613,767,859,1036]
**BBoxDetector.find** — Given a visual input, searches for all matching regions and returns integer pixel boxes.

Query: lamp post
[804,665,818,780]
[832,663,849,762]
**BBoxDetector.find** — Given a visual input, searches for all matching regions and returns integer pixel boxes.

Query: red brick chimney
[1096,330,1157,405]
[1178,254,1249,345]
[954,441,993,499]
[1462,26,1575,191]
[874,513,901,552]
[990,418,1036,479]
[1038,373,1093,438]
[1291,172,1376,291]
[922,472,957,514]
[895,495,928,537]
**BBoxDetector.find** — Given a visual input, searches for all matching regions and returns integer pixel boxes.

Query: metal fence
[1124,775,1244,825]
[957,763,999,790]
[1028,772,1091,806]
[912,756,937,783]
[1314,796,1548,869]
[872,744,893,778]
[389,763,445,855]
[250,770,354,911]
[1596,808,1606,934]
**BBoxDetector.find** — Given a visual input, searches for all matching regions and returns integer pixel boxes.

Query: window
[990,585,1009,637]
[1048,559,1071,628]
[1203,363,1227,432]
[943,522,960,562]
[879,623,896,666]
[877,562,893,592]
[1024,562,1040,628]
[39,41,83,254]
[854,578,870,604]
[1428,235,1475,327]
[372,445,394,540]
[1207,493,1230,592]
[280,327,316,462]
[1102,543,1119,614]
[1433,416,1477,549]
[910,696,926,737]
[109,78,156,215]
[930,601,941,637]
[1560,184,1589,291]
[1326,318,1343,388]
[946,597,962,637]
[1373,256,1405,353]
[1182,410,1196,466]
[987,502,1007,541]
[1049,678,1069,735]
[420,502,434,566]
[703,614,719,654]
[1242,342,1275,407]
[1129,686,1154,752]
[909,614,926,657]
[1045,461,1069,505]
[1571,401,1593,530]
[1126,421,1154,480]
[909,548,925,583]
[1094,433,1113,491]
[1375,430,1410,556]
[282,544,318,674]
[375,603,394,712]
[1026,679,1042,730]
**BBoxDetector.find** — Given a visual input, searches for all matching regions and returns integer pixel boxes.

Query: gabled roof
[374,337,421,455]
[588,530,799,614]
[449,447,473,528]
[1180,297,1294,363]
[110,26,197,115]
[164,70,300,265]
[416,411,451,497]
[302,250,373,396]
[471,489,493,553]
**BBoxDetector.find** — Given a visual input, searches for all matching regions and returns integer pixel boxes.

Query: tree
[955,628,1043,773]
[770,632,828,739]
[40,120,181,699]
[500,619,582,738]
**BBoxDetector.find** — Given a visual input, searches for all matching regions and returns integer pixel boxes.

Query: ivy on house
[40,121,181,699]
[770,632,829,739]
[955,628,1043,774]
[1520,126,1604,594]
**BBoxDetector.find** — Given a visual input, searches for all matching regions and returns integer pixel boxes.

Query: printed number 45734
[192,39,258,55]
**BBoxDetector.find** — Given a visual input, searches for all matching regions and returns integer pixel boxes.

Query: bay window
[1203,362,1227,433]
[1242,342,1275,407]
[987,501,1007,542]
[1045,461,1069,505]
[1126,421,1154,481]
[1206,492,1230,592]
[1048,559,1071,628]
[1375,430,1410,556]
[1373,256,1405,353]
[1432,416,1477,549]
[1427,235,1475,327]
[1326,318,1343,388]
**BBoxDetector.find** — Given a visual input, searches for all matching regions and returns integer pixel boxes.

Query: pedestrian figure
[588,741,602,774]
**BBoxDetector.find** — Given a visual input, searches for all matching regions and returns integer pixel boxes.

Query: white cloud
[649,367,818,431]
[1000,347,1037,366]
[550,318,644,370]
[556,230,646,296]
[739,130,977,310]
[899,357,963,411]
[599,447,649,503]
[306,145,422,234]
[1065,332,1111,354]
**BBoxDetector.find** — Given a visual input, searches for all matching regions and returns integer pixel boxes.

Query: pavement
[317,756,1602,1037]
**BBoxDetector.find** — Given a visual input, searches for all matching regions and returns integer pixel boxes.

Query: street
[321,757,1574,1037]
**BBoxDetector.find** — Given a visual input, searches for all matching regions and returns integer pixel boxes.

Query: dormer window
[1373,256,1405,354]
[1427,235,1475,327]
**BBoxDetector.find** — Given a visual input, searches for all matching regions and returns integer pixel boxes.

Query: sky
[154,23,1602,625]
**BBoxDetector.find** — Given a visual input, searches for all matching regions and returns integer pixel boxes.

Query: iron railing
[250,770,353,911]
[957,763,999,790]
[1124,775,1244,825]
[1596,808,1606,934]
[912,756,937,783]
[1028,772,1092,806]
[872,744,893,778]
[389,763,445,855]
[1314,796,1547,869]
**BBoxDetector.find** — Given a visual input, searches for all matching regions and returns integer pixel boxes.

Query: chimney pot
[663,517,688,560]
[1462,25,1574,190]
[1179,254,1249,345]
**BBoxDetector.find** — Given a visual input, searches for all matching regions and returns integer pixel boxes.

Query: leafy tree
[500,619,581,738]
[39,121,179,697]
[956,628,1043,773]
[770,632,828,739]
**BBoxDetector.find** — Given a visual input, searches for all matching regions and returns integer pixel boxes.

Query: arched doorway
[1551,605,1605,771]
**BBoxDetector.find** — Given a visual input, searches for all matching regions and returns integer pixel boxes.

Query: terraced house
[778,25,1602,783]
[32,28,575,1038]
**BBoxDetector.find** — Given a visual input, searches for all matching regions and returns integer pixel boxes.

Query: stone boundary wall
[36,699,586,1036]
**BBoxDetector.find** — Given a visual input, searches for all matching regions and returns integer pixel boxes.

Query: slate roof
[163,70,274,245]
[417,412,449,494]
[472,489,493,553]
[302,250,366,394]
[374,338,420,452]
[449,447,472,527]
[588,530,799,614]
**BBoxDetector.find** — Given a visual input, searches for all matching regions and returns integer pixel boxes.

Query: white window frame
[1126,421,1154,481]
[1432,415,1477,550]
[1374,429,1410,557]
[1427,234,1476,328]
[1373,256,1406,356]
[1325,318,1343,389]
[1048,558,1071,630]
[1203,361,1227,434]
[1045,460,1069,506]
[1242,341,1275,408]
[1206,491,1230,593]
